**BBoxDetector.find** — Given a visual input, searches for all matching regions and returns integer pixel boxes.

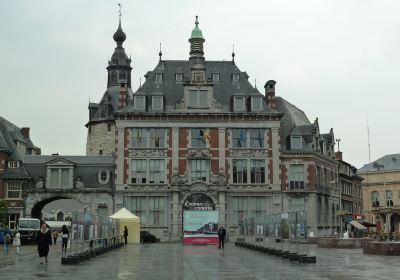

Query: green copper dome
[190,16,203,39]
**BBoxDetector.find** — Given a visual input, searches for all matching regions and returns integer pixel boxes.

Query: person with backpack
[3,226,13,255]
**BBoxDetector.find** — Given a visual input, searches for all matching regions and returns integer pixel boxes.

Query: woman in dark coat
[61,224,69,252]
[36,223,52,264]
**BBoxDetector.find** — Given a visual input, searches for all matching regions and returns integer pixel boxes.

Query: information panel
[183,211,219,245]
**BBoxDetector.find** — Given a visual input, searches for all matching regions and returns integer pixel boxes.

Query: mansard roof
[358,154,400,173]
[123,60,277,114]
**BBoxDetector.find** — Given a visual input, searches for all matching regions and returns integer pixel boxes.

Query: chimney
[21,127,30,139]
[118,83,128,109]
[335,151,343,161]
[264,80,276,109]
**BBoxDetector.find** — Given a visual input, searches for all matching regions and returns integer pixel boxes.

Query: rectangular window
[188,90,208,108]
[175,73,183,82]
[191,160,208,182]
[119,71,127,81]
[131,128,148,148]
[134,96,146,110]
[8,161,19,168]
[155,73,163,83]
[250,129,265,148]
[234,97,246,111]
[50,169,59,186]
[232,73,240,82]
[149,197,165,226]
[212,73,220,82]
[152,96,163,110]
[233,159,247,183]
[233,197,248,226]
[131,160,147,184]
[250,160,265,183]
[232,129,247,148]
[149,128,165,148]
[291,136,302,149]
[251,97,262,111]
[191,128,207,148]
[289,164,305,190]
[61,169,70,187]
[386,190,394,207]
[149,160,165,184]
[6,183,21,199]
[126,197,146,225]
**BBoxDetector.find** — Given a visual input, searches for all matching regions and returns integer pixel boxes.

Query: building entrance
[182,193,219,245]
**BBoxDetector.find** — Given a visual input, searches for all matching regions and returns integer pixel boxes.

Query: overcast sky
[0,0,399,168]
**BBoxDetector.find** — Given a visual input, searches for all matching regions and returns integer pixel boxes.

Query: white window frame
[188,90,208,108]
[6,182,21,199]
[232,128,247,148]
[212,73,220,82]
[8,161,19,168]
[149,160,165,184]
[175,73,183,82]
[289,164,305,190]
[234,97,246,112]
[48,168,73,188]
[134,96,146,110]
[131,159,148,184]
[291,136,302,149]
[152,96,163,110]
[155,73,163,83]
[250,129,265,148]
[190,159,209,183]
[232,73,240,82]
[250,160,265,184]
[233,159,247,184]
[131,128,165,148]
[98,170,110,185]
[130,159,166,184]
[191,128,207,148]
[251,96,263,111]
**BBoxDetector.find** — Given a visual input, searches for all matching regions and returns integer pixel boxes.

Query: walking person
[36,223,52,264]
[2,226,12,255]
[218,225,226,249]
[123,226,128,245]
[13,230,21,254]
[61,225,69,252]
[52,231,59,245]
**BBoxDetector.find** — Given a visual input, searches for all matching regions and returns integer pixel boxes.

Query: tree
[0,200,8,227]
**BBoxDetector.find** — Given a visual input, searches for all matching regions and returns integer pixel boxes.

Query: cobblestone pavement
[1,242,400,280]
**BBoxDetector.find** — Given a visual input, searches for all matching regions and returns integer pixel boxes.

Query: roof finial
[113,3,126,46]
[255,78,257,89]
[232,44,235,62]
[336,138,341,151]
[118,3,122,19]
[159,42,162,61]
[195,15,199,26]
[139,77,142,87]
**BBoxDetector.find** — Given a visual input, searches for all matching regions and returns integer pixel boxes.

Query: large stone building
[359,154,400,233]
[86,16,357,240]
[0,116,41,228]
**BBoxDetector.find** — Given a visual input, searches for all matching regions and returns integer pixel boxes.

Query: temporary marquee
[110,208,140,244]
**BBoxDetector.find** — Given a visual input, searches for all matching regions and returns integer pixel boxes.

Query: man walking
[218,225,226,249]
[123,226,128,245]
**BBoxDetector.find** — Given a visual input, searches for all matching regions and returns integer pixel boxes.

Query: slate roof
[23,155,115,165]
[358,154,400,173]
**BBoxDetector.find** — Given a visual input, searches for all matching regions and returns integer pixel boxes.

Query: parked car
[140,231,156,243]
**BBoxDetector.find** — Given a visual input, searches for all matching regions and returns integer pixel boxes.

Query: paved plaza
[1,242,400,279]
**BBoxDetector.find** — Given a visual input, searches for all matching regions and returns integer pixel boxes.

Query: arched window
[57,211,65,221]
[372,191,379,207]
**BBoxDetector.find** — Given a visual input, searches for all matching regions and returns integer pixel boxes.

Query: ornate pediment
[45,157,75,166]
[186,148,211,159]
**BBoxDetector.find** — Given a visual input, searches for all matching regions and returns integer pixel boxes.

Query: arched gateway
[21,155,115,219]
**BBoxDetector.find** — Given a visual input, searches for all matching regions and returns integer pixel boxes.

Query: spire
[188,16,205,60]
[159,42,162,61]
[113,3,126,47]
[232,44,235,62]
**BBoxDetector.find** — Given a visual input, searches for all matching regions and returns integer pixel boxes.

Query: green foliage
[0,200,8,226]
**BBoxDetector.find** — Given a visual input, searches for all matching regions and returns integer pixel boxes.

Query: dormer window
[232,73,240,82]
[291,136,302,150]
[234,97,246,112]
[188,90,208,108]
[152,96,163,110]
[251,97,262,111]
[175,73,183,82]
[134,96,146,110]
[155,73,163,83]
[8,161,19,168]
[212,73,220,82]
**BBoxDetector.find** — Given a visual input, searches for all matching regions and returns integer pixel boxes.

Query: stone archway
[25,192,114,219]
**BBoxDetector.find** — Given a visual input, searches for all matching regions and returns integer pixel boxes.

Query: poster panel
[183,211,219,245]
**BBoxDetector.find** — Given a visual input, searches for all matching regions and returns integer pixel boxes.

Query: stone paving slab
[1,243,400,279]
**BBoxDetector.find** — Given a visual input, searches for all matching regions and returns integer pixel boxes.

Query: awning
[362,221,376,228]
[349,220,367,230]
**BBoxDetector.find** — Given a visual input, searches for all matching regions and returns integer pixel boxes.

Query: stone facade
[358,154,400,233]
[86,122,115,156]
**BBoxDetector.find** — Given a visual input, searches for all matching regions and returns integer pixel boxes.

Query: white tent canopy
[110,208,140,244]
[110,208,140,221]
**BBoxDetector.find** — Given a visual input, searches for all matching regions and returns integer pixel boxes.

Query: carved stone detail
[212,100,223,111]
[210,172,226,185]
[172,173,188,185]
[129,148,167,158]
[230,149,268,158]
[175,99,185,110]
[186,149,211,159]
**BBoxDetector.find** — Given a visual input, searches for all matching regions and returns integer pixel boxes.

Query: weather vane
[118,3,122,17]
